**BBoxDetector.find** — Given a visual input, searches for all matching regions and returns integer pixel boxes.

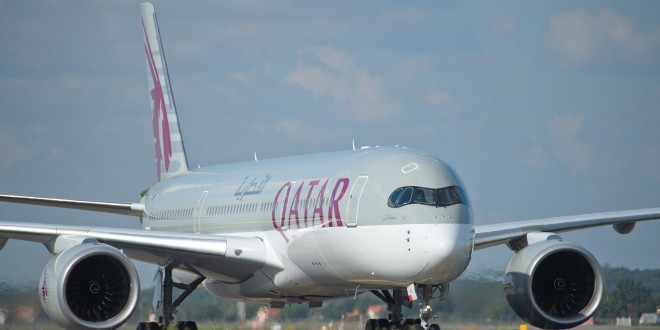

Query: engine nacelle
[503,239,603,329]
[40,240,140,330]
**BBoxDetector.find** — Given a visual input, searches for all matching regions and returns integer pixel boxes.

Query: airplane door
[194,189,208,234]
[346,176,368,227]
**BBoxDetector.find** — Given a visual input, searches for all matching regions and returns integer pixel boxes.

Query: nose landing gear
[365,284,448,330]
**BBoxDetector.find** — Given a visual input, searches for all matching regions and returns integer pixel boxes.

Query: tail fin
[141,2,189,182]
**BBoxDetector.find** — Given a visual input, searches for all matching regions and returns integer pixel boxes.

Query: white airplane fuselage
[142,147,475,302]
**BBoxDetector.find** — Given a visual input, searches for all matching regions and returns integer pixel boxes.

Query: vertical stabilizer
[141,2,189,182]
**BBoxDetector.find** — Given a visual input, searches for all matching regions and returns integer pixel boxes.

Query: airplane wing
[474,207,660,250]
[0,221,267,283]
[0,194,144,217]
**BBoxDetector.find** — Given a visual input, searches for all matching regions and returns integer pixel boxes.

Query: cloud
[519,144,550,168]
[633,145,660,181]
[167,40,211,63]
[0,126,36,168]
[388,55,429,82]
[274,118,340,144]
[379,7,426,22]
[462,53,491,71]
[195,17,350,59]
[0,74,143,113]
[547,115,593,174]
[545,8,660,67]
[421,87,461,116]
[298,47,356,73]
[0,2,140,72]
[283,47,401,122]
[492,15,518,37]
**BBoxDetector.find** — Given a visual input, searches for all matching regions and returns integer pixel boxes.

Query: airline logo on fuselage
[235,175,272,200]
[272,178,350,242]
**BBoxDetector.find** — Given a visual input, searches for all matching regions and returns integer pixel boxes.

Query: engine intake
[40,240,140,330]
[503,239,603,329]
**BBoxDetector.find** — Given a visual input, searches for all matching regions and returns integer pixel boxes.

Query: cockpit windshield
[387,186,469,208]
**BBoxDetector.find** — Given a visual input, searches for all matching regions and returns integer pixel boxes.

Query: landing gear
[136,322,160,330]
[416,284,448,330]
[137,266,206,330]
[136,321,198,330]
[366,284,448,330]
[369,289,410,328]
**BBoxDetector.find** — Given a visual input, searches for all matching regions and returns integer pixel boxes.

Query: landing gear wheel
[369,289,410,329]
[175,321,198,330]
[410,318,424,330]
[367,285,448,330]
[377,318,390,329]
[136,321,160,330]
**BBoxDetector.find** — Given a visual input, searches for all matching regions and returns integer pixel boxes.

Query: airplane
[1,2,659,330]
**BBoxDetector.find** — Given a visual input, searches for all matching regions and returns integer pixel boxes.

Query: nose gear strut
[366,284,448,330]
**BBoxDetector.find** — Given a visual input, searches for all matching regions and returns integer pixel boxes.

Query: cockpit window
[387,188,403,207]
[413,188,436,205]
[398,187,414,206]
[437,186,460,206]
[387,185,468,208]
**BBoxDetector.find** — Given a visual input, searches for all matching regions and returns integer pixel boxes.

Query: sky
[0,0,659,289]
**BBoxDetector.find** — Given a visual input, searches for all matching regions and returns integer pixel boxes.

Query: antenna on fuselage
[254,152,258,162]
[352,140,356,151]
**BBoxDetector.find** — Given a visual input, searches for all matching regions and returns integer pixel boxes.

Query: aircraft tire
[377,318,390,329]
[136,321,161,330]
[365,319,378,330]
[175,321,198,330]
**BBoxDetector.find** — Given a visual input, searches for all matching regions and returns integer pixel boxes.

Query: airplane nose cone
[413,223,473,284]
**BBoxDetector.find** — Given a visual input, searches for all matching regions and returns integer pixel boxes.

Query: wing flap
[0,222,266,283]
[0,194,144,216]
[474,207,660,250]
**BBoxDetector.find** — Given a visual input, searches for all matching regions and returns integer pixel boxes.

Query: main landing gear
[365,284,448,330]
[136,266,207,330]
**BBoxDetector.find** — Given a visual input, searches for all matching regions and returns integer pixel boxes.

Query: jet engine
[40,240,140,330]
[503,239,603,329]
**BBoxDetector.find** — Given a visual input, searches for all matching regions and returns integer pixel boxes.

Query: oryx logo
[143,20,172,181]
